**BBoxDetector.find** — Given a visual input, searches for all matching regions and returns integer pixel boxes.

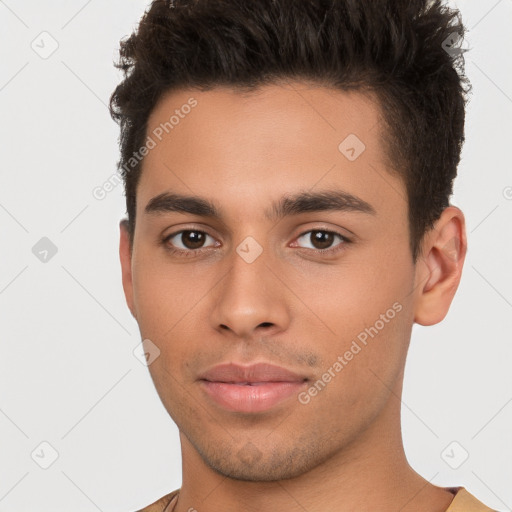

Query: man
[109,0,497,510]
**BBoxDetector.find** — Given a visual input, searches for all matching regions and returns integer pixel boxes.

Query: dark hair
[109,0,471,262]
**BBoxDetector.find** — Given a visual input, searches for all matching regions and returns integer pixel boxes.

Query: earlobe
[119,220,137,319]
[413,206,467,326]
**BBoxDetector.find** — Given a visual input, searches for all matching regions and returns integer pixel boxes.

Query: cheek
[130,259,215,389]
[131,255,208,337]
[287,250,412,334]
[296,292,412,437]
[291,251,414,388]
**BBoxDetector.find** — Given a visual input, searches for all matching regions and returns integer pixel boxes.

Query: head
[111,0,470,481]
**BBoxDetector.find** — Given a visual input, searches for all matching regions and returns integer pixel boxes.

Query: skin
[119,81,467,512]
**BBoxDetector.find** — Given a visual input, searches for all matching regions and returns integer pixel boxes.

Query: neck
[173,380,455,512]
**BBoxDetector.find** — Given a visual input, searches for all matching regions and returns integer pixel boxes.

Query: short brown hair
[109,0,471,262]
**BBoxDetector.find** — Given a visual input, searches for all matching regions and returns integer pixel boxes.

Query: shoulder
[446,487,498,512]
[136,489,179,512]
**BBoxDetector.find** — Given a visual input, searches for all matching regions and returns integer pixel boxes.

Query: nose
[209,245,291,340]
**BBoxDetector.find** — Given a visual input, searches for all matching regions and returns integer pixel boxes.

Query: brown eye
[310,231,335,250]
[295,229,349,252]
[165,230,215,251]
[180,231,206,249]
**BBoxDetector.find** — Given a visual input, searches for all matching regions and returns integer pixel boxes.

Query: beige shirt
[137,486,497,511]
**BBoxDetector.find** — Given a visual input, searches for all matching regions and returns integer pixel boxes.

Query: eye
[162,227,351,258]
[293,229,350,254]
[163,229,217,255]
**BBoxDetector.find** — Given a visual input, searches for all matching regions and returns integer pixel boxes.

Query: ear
[413,206,467,326]
[119,219,137,319]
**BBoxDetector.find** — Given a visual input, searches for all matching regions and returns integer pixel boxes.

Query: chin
[191,437,325,482]
[206,458,308,482]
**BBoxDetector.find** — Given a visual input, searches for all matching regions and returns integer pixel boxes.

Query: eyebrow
[144,189,376,221]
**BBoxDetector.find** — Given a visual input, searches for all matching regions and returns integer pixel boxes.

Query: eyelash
[161,227,352,258]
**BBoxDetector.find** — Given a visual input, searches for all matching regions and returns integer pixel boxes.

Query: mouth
[198,363,309,413]
[213,381,290,385]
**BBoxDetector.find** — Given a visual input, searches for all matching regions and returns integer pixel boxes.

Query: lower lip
[200,380,307,413]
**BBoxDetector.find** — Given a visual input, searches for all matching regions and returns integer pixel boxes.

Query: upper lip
[198,363,308,383]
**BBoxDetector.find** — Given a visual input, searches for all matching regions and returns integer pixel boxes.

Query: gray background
[0,1,511,511]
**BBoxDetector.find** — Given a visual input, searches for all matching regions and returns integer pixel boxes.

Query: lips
[198,363,308,413]
[199,362,307,383]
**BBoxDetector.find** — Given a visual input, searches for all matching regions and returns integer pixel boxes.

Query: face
[119,82,461,481]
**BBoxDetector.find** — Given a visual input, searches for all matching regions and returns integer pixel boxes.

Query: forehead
[138,82,406,223]
[146,82,383,156]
